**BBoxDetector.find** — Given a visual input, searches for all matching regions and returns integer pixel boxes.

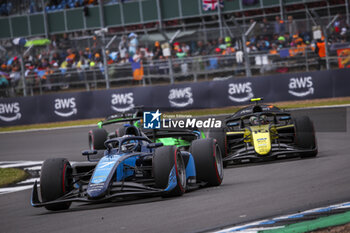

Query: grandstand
[0,0,349,97]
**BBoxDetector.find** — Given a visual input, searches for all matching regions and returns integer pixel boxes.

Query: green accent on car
[156,137,191,147]
[133,120,141,128]
[103,118,124,125]
[95,114,203,148]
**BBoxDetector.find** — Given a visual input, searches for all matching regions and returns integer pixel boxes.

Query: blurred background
[0,0,348,98]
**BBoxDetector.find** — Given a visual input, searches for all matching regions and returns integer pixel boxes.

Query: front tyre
[190,138,224,186]
[153,146,186,197]
[294,116,317,158]
[40,158,73,211]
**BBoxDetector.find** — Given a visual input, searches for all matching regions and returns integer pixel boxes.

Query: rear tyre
[40,158,73,211]
[190,138,223,186]
[115,127,126,138]
[89,128,108,150]
[208,128,228,167]
[153,146,186,197]
[294,116,317,158]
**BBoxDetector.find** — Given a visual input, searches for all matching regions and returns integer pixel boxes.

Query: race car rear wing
[226,112,292,129]
[144,128,201,141]
[99,106,144,127]
[99,117,142,127]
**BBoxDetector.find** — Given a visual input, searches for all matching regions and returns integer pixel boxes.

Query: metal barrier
[0,46,342,98]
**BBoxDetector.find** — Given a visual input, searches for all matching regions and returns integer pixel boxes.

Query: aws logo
[0,102,21,122]
[54,98,77,117]
[228,82,254,102]
[288,76,314,97]
[111,93,134,112]
[168,87,194,108]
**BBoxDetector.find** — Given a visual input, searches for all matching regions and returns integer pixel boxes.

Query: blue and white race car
[31,125,223,211]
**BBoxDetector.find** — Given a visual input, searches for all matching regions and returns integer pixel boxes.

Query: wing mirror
[147,143,163,149]
[227,122,239,126]
[82,150,98,156]
[279,116,291,121]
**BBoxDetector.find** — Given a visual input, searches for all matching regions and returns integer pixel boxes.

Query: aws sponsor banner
[163,82,209,111]
[1,68,350,126]
[268,70,333,101]
[209,76,271,108]
[38,92,94,123]
[92,88,138,116]
[0,97,38,125]
[91,85,160,115]
[210,70,333,104]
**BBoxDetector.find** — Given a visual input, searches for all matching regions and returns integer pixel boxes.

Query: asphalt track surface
[0,107,349,233]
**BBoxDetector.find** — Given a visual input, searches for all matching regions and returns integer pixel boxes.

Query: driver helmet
[259,115,268,124]
[121,142,137,152]
[249,116,259,125]
[120,135,139,152]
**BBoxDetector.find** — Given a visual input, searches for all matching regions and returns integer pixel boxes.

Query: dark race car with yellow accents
[208,98,317,166]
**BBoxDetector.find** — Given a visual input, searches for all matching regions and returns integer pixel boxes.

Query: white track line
[17,178,39,185]
[24,166,42,170]
[0,161,43,168]
[0,124,96,134]
[0,161,42,165]
[0,185,34,195]
[0,160,81,195]
[0,161,42,195]
[238,226,285,233]
[213,201,350,232]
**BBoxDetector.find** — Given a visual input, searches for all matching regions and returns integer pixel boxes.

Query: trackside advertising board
[0,68,350,126]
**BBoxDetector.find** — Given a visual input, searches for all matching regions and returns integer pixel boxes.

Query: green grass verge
[1,97,350,133]
[0,118,102,133]
[260,210,350,233]
[0,168,29,187]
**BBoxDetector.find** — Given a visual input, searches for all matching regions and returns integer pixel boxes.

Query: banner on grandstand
[1,68,350,126]
[202,0,223,11]
[337,48,350,68]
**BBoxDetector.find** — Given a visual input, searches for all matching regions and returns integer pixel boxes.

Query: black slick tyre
[294,116,317,158]
[153,146,186,197]
[40,158,73,211]
[89,128,108,150]
[190,138,223,186]
[208,128,227,167]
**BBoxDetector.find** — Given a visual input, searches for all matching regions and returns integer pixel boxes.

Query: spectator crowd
[0,15,349,91]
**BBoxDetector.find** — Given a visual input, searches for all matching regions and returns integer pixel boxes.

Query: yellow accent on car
[276,124,294,130]
[226,131,244,135]
[270,126,278,140]
[250,125,271,155]
[250,98,262,102]
[243,128,252,143]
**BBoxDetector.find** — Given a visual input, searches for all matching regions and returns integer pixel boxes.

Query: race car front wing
[223,143,317,163]
[31,180,167,208]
